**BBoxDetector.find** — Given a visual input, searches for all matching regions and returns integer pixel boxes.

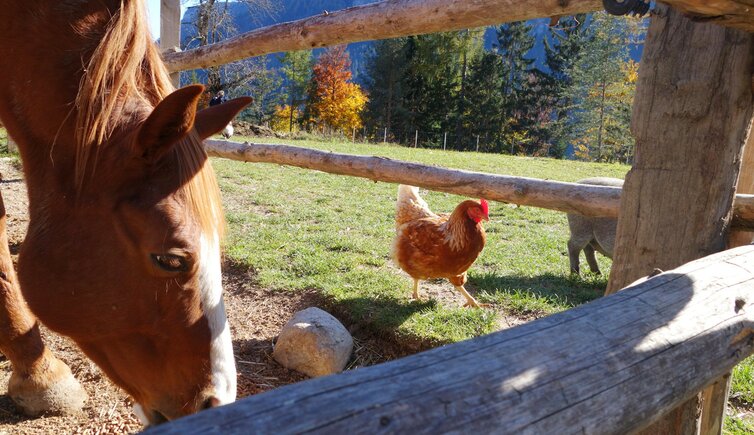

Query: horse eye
[151,254,189,273]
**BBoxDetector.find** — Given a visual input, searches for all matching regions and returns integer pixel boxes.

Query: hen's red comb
[480,199,489,216]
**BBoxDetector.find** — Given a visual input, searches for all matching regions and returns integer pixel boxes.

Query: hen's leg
[412,279,420,300]
[455,286,490,308]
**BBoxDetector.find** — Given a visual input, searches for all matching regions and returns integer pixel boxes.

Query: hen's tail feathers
[396,185,437,226]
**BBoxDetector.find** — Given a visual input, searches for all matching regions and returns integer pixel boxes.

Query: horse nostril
[202,396,221,410]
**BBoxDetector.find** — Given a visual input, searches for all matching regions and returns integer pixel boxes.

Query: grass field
[0,129,750,430]
[215,138,627,343]
[213,136,754,432]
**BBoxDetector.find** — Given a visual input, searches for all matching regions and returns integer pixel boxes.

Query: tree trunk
[606,5,754,434]
[455,37,469,147]
[596,80,606,161]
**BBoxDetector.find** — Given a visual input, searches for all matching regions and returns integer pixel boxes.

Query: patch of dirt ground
[0,158,413,434]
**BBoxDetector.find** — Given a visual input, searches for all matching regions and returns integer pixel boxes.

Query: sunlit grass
[215,136,626,343]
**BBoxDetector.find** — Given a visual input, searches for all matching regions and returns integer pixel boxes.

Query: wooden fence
[206,139,754,228]
[163,0,754,73]
[146,246,754,434]
[155,0,754,432]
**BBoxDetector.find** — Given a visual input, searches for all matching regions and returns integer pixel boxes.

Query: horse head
[18,84,250,424]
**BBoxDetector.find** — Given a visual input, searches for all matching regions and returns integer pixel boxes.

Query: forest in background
[179,1,646,162]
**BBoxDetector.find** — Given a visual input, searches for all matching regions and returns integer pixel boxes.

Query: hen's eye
[151,254,189,273]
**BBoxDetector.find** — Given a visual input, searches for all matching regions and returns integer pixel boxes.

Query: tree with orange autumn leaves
[303,46,368,135]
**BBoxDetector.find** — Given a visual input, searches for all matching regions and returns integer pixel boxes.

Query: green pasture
[212,136,754,432]
[214,138,627,343]
[0,129,750,430]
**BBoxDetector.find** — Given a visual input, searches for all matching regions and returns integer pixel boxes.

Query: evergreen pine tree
[363,38,409,141]
[409,32,464,147]
[462,52,506,152]
[564,13,645,162]
[279,50,313,132]
[543,15,589,157]
[451,29,486,150]
[495,21,537,154]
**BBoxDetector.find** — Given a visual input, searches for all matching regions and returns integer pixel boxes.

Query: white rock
[273,307,353,377]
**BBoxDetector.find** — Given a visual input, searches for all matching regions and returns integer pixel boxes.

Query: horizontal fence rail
[147,245,754,434]
[205,139,754,227]
[164,0,603,72]
[164,0,754,73]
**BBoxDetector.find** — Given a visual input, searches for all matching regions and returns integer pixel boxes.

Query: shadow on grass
[223,256,442,351]
[327,296,442,352]
[473,271,607,311]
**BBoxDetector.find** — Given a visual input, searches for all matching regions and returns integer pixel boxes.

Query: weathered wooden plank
[147,246,754,434]
[160,0,181,86]
[163,0,603,72]
[159,0,180,51]
[205,139,622,217]
[668,0,754,32]
[728,119,754,246]
[715,81,754,435]
[733,194,754,230]
[163,0,754,73]
[204,139,754,227]
[607,5,754,292]
[606,5,754,434]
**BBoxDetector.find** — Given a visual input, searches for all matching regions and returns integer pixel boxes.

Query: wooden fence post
[729,118,754,248]
[144,246,754,434]
[707,112,754,435]
[606,5,754,434]
[160,0,181,87]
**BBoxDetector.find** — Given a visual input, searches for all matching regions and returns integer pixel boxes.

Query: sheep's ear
[194,97,253,140]
[133,84,204,163]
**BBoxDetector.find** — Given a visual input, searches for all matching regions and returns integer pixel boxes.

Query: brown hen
[391,185,489,308]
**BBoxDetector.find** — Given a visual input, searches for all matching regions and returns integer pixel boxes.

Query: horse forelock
[73,0,225,242]
[176,131,227,243]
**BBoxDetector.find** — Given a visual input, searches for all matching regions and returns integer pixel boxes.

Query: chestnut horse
[0,0,251,425]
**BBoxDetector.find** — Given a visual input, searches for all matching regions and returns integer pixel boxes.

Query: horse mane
[75,0,225,240]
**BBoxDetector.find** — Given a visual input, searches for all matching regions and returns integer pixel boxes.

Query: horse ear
[134,84,204,162]
[194,96,253,140]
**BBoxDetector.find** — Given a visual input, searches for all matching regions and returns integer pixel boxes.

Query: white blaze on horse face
[133,404,150,426]
[199,232,237,405]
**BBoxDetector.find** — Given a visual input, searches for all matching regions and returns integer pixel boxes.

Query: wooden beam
[729,118,754,247]
[160,0,181,86]
[605,5,754,434]
[163,0,754,74]
[606,4,754,292]
[205,139,621,217]
[147,246,754,434]
[733,194,754,229]
[668,0,754,32]
[204,139,754,228]
[163,0,603,72]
